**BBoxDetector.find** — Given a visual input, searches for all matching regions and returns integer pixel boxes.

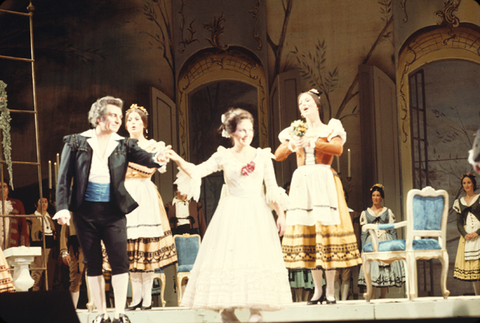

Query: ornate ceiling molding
[435,0,462,27]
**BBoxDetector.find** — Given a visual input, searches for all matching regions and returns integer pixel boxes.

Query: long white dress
[176,146,292,311]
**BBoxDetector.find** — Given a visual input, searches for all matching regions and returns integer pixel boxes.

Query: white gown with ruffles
[176,146,292,311]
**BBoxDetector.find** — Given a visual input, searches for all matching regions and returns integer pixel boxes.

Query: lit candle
[54,162,58,186]
[348,149,351,177]
[56,153,60,168]
[48,160,52,189]
[336,156,340,174]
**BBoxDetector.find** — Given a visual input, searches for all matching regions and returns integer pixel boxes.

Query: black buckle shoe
[126,299,142,311]
[92,314,111,323]
[307,294,325,305]
[112,313,131,323]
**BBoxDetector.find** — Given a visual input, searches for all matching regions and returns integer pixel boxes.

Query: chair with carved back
[404,186,450,299]
[361,186,450,301]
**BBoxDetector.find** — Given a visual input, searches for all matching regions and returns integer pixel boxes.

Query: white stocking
[334,280,340,301]
[325,269,336,301]
[248,308,262,322]
[71,291,80,309]
[129,272,142,306]
[341,280,350,301]
[141,272,154,307]
[473,281,480,295]
[112,273,129,319]
[310,269,324,301]
[87,275,107,315]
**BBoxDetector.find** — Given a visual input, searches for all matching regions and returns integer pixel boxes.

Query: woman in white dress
[124,104,177,310]
[167,108,292,322]
[453,173,480,294]
[357,184,405,299]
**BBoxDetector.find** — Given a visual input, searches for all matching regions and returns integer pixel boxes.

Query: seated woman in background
[357,184,405,299]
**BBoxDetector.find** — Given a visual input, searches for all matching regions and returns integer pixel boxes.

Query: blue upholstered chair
[361,186,450,301]
[173,233,201,305]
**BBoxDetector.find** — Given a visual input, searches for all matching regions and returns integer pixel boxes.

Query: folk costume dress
[176,146,292,311]
[276,119,362,270]
[0,248,14,293]
[453,194,480,281]
[357,207,405,287]
[125,139,177,271]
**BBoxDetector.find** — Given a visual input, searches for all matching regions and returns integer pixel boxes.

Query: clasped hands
[465,232,479,240]
[289,135,320,152]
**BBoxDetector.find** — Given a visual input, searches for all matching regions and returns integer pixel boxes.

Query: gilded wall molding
[400,0,408,23]
[203,14,229,51]
[177,49,268,159]
[249,0,262,50]
[435,0,462,27]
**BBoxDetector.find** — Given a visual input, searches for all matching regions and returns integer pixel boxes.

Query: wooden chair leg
[362,259,372,302]
[176,275,183,306]
[440,252,450,299]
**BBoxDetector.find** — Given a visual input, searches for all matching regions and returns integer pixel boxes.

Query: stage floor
[75,296,480,323]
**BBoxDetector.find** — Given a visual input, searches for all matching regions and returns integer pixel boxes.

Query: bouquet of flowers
[289,119,308,138]
[241,161,255,176]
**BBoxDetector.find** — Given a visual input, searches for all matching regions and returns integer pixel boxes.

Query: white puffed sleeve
[388,209,396,223]
[278,127,293,144]
[326,118,347,145]
[359,210,368,226]
[261,148,289,209]
[175,146,226,202]
[453,199,461,214]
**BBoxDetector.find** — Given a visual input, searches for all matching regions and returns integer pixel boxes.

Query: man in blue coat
[53,96,168,323]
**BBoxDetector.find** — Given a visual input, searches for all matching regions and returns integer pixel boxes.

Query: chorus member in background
[167,108,291,323]
[357,184,405,299]
[453,173,480,294]
[0,182,29,250]
[165,184,207,238]
[275,89,361,305]
[30,197,57,292]
[124,104,177,311]
[60,213,85,309]
[53,96,169,323]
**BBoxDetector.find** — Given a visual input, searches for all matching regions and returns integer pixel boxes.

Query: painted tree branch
[268,0,293,86]
[334,15,393,119]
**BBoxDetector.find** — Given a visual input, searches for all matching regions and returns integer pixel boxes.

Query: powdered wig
[88,96,123,128]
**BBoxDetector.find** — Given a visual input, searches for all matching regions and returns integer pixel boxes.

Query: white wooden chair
[404,186,450,299]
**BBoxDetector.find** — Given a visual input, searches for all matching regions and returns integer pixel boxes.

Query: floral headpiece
[220,110,241,138]
[461,172,476,180]
[126,103,149,116]
[307,88,320,97]
[370,183,385,191]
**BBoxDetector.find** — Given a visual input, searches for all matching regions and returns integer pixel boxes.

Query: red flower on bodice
[241,161,255,176]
